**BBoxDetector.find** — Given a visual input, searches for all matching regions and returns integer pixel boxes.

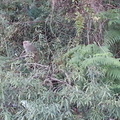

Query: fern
[106,68,120,81]
[111,84,120,94]
[105,30,120,46]
[100,9,120,57]
[64,44,120,82]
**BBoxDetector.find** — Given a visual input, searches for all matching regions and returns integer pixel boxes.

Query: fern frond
[82,57,120,68]
[105,30,120,46]
[106,68,120,80]
[111,84,120,94]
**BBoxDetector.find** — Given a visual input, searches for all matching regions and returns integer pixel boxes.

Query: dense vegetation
[0,0,120,120]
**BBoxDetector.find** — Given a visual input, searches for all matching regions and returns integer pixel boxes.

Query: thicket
[0,0,120,120]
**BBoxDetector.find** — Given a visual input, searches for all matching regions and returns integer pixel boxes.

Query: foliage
[101,9,120,57]
[0,0,120,120]
[74,12,85,36]
[0,46,120,120]
[63,44,120,89]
